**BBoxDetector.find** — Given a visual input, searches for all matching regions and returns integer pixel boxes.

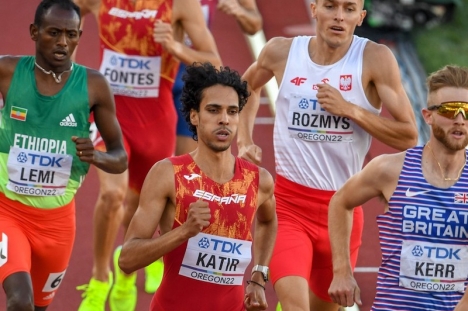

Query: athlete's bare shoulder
[144,158,176,198]
[258,166,274,203]
[0,56,21,77]
[258,37,292,71]
[0,56,21,95]
[362,40,398,76]
[84,67,113,108]
[262,37,293,60]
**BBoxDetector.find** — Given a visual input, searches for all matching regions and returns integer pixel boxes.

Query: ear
[422,108,433,126]
[310,2,317,19]
[190,109,199,127]
[357,10,367,26]
[30,24,39,41]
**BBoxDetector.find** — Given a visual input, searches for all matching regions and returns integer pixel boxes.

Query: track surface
[0,1,412,309]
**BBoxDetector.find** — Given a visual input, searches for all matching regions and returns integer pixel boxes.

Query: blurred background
[0,0,467,310]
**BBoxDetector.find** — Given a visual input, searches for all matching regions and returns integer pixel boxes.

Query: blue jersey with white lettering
[373,146,468,310]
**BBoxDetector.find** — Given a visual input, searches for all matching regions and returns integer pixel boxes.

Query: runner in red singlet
[119,62,277,311]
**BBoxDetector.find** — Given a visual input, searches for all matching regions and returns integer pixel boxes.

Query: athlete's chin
[207,142,231,153]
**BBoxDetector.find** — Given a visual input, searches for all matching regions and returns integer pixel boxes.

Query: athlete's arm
[328,152,404,307]
[119,159,211,273]
[217,0,263,35]
[157,0,221,67]
[343,42,417,151]
[72,0,100,61]
[245,167,276,310]
[84,68,127,173]
[455,291,468,311]
[73,0,100,17]
[237,37,289,164]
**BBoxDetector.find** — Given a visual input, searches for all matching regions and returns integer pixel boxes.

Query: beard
[206,141,230,153]
[433,123,468,151]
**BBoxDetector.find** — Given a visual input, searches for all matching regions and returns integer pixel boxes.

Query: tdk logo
[298,98,309,109]
[113,57,151,69]
[26,153,64,167]
[412,245,424,257]
[16,152,28,163]
[210,238,243,255]
[198,237,210,249]
[424,246,461,260]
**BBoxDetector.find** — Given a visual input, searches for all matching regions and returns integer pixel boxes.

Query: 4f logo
[291,77,306,86]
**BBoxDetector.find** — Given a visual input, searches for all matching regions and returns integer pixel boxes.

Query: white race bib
[100,49,161,98]
[7,146,72,196]
[179,233,252,286]
[287,93,354,142]
[399,240,468,292]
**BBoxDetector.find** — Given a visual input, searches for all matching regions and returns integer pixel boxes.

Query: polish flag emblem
[340,75,352,91]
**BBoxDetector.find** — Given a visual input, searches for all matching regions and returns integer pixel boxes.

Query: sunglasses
[427,102,468,120]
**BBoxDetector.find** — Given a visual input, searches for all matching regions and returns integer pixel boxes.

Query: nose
[219,110,229,125]
[335,7,344,21]
[57,33,68,46]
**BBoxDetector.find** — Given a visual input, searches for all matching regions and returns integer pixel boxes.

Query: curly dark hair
[34,0,81,27]
[180,62,250,141]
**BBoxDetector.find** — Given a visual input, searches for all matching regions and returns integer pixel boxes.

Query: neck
[190,148,235,183]
[425,141,466,182]
[34,60,74,84]
[310,36,353,65]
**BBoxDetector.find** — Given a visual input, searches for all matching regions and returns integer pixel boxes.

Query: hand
[217,0,244,17]
[153,19,178,54]
[244,282,268,311]
[316,83,353,117]
[328,273,362,308]
[238,144,262,166]
[72,136,95,163]
[184,199,211,237]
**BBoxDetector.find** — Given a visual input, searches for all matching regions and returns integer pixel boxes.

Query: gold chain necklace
[34,61,74,83]
[427,142,466,181]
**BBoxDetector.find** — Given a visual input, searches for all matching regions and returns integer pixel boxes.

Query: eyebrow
[325,0,359,4]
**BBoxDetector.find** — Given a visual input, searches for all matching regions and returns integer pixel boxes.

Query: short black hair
[34,0,81,27]
[180,62,250,141]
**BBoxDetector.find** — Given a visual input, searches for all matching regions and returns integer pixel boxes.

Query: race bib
[287,93,354,142]
[7,146,72,196]
[399,240,468,292]
[179,233,252,286]
[100,49,161,98]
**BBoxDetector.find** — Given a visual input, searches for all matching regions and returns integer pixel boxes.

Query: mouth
[452,129,466,138]
[53,50,68,60]
[215,129,231,140]
[330,25,344,32]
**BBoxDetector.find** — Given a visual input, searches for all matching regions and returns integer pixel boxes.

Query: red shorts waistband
[0,192,75,221]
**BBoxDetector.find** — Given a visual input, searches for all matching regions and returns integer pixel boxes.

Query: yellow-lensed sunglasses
[427,101,468,120]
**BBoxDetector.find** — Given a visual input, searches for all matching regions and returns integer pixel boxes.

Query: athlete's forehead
[316,0,364,8]
[39,5,80,30]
